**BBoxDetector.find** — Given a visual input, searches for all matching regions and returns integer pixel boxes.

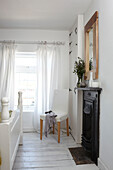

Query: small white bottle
[89,72,93,87]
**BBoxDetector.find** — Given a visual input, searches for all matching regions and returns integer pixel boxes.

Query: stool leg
[53,123,55,134]
[58,122,60,143]
[66,118,69,136]
[40,119,43,140]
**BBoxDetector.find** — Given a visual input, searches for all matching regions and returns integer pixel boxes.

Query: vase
[77,76,81,87]
[80,74,86,87]
[89,71,93,87]
[77,75,84,87]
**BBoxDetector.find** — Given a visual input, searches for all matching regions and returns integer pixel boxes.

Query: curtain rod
[0,40,65,45]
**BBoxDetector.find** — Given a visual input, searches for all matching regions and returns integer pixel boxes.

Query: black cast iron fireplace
[82,88,102,164]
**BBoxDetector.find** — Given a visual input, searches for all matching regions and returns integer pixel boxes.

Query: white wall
[22,111,34,132]
[0,29,69,131]
[84,0,113,169]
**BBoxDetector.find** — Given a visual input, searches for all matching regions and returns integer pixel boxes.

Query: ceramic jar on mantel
[1,97,9,123]
[89,71,93,87]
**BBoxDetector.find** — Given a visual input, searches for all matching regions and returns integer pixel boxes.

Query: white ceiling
[0,0,92,30]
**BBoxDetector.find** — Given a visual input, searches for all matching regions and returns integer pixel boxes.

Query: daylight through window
[15,52,37,111]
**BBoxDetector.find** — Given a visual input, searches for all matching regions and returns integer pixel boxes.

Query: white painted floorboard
[13,132,99,170]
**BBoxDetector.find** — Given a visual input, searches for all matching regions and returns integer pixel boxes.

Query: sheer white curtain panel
[34,45,62,131]
[0,43,16,110]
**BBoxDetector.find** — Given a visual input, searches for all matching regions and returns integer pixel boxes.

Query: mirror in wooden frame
[85,11,99,80]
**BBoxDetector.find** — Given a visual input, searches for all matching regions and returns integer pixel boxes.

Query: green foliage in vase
[73,57,85,79]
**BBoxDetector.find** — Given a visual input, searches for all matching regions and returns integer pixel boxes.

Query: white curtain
[34,45,62,131]
[0,43,15,111]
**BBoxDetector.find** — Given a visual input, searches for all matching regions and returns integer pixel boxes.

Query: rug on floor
[69,147,94,165]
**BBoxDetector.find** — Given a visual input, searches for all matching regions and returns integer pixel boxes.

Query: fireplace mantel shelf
[74,87,102,93]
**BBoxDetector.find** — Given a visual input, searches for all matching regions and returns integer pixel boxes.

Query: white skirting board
[98,158,109,170]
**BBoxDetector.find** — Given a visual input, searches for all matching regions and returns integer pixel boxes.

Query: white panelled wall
[0,29,69,131]
[69,15,84,143]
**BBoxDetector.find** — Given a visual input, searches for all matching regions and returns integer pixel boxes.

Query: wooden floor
[13,132,99,170]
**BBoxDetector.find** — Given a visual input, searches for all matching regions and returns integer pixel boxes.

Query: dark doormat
[69,147,94,165]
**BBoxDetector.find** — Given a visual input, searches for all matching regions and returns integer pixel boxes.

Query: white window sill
[23,110,34,113]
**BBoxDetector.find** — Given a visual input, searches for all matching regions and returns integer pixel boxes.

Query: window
[15,52,37,112]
